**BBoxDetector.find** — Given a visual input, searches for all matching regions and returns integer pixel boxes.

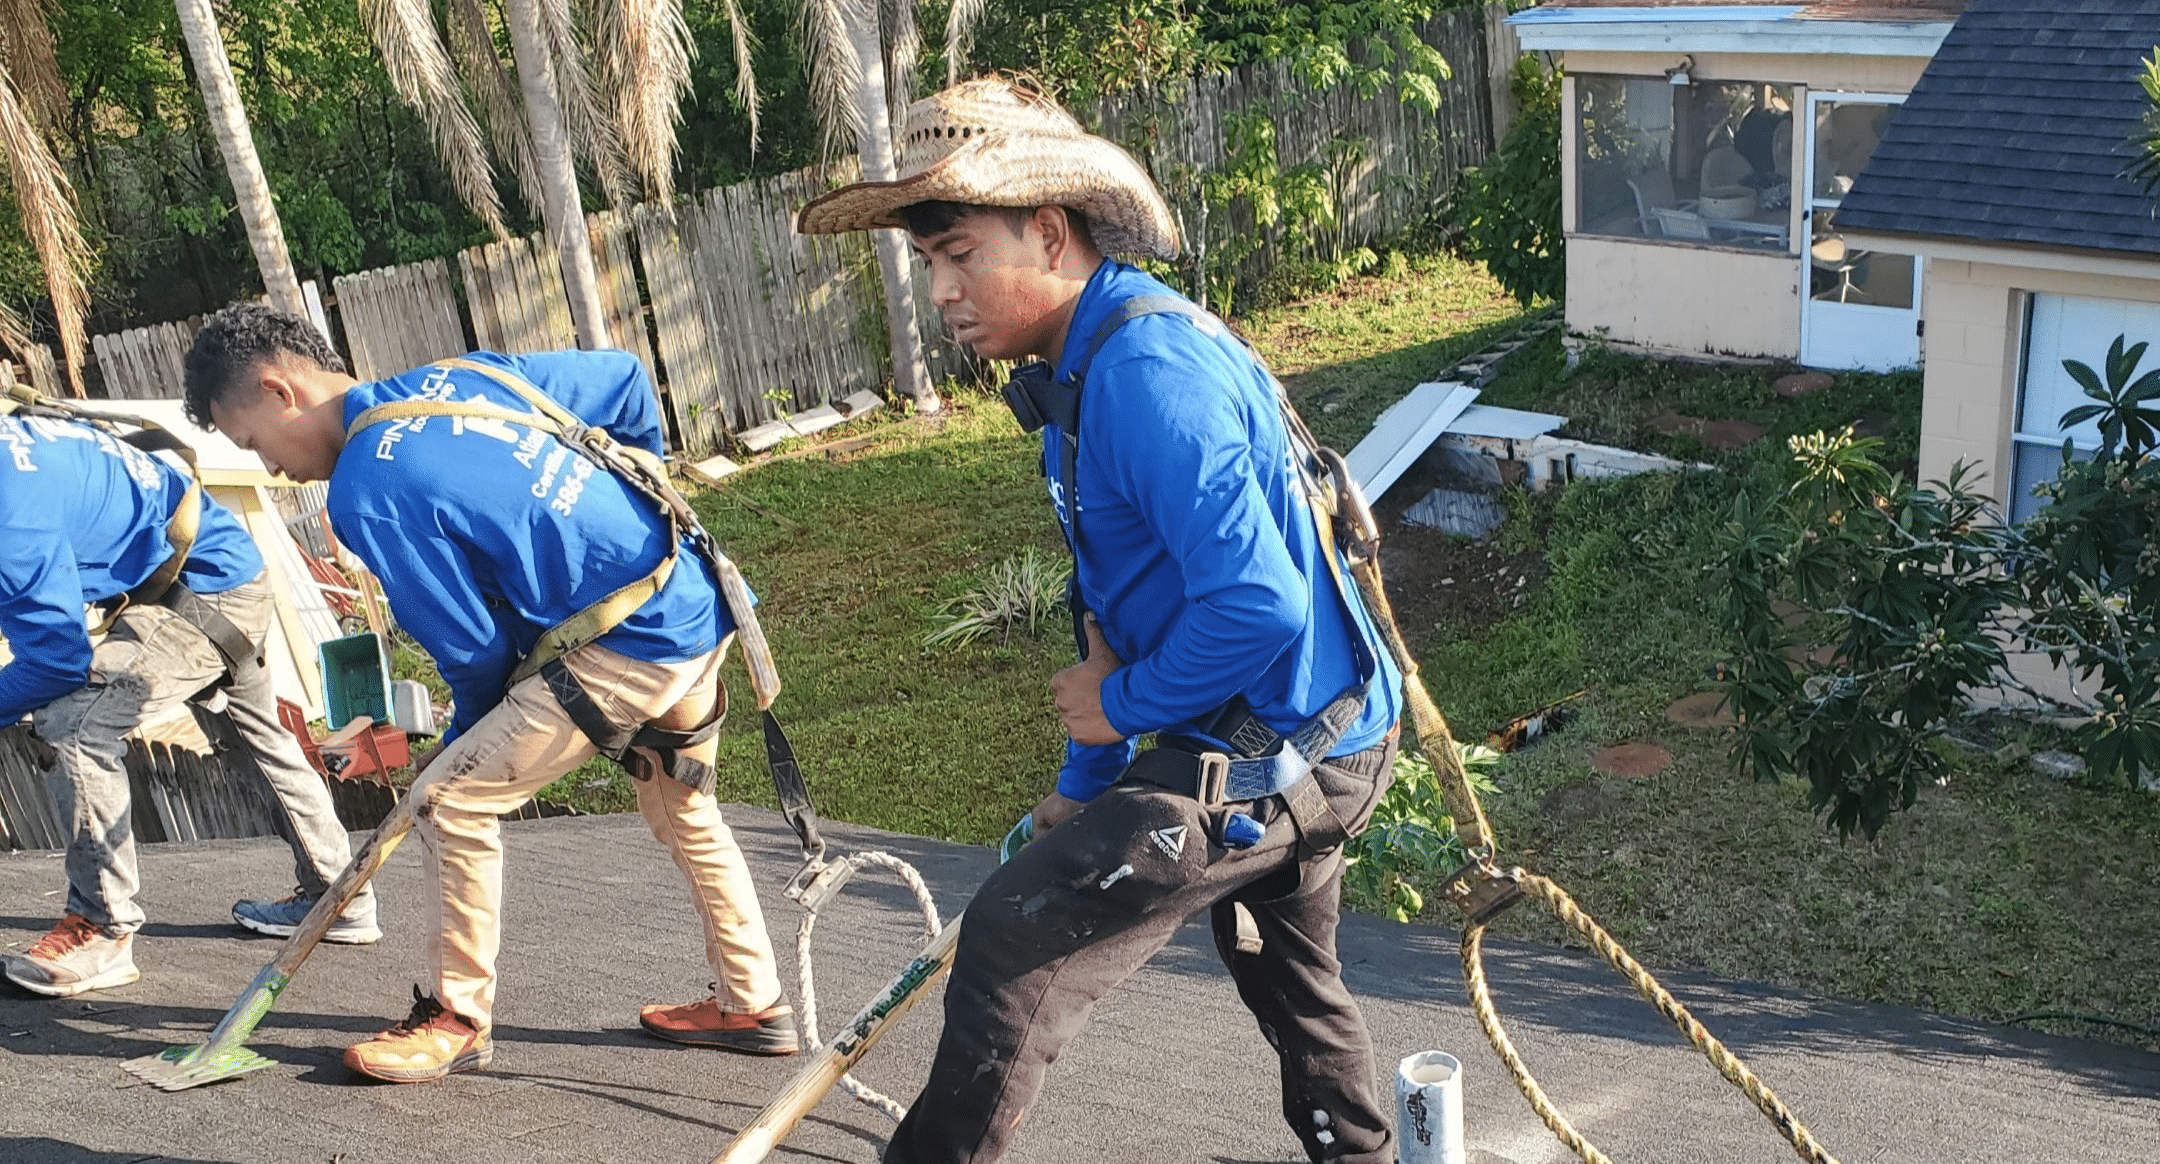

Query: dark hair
[898,201,1093,248]
[182,302,347,428]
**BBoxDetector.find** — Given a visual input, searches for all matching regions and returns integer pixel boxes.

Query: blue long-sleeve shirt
[328,349,731,743]
[1048,262,1403,800]
[0,414,261,727]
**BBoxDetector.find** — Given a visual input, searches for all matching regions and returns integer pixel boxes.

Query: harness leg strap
[540,658,726,796]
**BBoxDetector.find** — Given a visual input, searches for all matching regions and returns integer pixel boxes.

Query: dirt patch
[1378,524,1546,637]
[1538,779,1626,823]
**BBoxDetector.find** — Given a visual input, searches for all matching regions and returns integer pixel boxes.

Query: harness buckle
[1195,751,1230,810]
[1439,859,1525,926]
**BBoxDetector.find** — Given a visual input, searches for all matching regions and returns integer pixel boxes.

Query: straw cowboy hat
[796,79,1180,261]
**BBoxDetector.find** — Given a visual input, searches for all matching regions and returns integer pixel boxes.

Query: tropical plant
[1456,55,1562,306]
[0,0,89,390]
[923,547,1072,647]
[1717,336,2160,838]
[1344,742,1500,923]
[359,0,721,347]
[172,0,306,318]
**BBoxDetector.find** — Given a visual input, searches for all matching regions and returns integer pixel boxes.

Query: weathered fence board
[333,257,468,381]
[92,318,199,400]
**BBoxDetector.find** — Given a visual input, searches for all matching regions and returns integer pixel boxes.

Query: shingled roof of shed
[1836,0,2160,256]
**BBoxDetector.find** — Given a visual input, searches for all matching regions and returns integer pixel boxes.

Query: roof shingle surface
[1837,0,2160,255]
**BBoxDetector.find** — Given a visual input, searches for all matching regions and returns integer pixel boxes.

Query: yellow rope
[1459,870,1841,1164]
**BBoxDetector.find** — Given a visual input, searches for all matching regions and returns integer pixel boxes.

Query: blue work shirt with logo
[0,413,262,727]
[328,349,731,744]
[1046,262,1404,801]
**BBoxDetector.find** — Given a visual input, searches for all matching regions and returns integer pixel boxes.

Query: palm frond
[0,295,30,360]
[719,0,759,155]
[0,0,64,128]
[881,0,918,130]
[943,0,987,87]
[448,0,546,215]
[588,0,693,205]
[545,0,634,208]
[358,0,509,238]
[800,0,864,160]
[0,65,89,393]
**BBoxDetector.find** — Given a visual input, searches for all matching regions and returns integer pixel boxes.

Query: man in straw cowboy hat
[799,79,1405,1164]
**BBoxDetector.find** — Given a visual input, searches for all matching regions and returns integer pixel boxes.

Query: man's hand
[1051,614,1126,745]
[1032,790,1084,833]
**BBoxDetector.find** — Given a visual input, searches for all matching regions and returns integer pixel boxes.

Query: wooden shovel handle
[712,916,964,1164]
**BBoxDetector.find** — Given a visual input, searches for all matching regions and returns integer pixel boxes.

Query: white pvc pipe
[1395,1050,1466,1164]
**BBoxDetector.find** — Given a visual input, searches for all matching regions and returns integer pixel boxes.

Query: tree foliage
[1455,55,1560,306]
[1717,337,2160,838]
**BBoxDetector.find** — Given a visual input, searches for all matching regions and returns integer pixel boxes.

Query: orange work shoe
[343,986,492,1083]
[639,992,800,1056]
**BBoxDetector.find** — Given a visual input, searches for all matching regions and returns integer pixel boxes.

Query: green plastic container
[318,633,391,729]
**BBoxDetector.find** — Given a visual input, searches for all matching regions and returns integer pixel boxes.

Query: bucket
[1395,1050,1465,1164]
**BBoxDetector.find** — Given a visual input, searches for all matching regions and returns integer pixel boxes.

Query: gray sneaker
[232,892,382,945]
[6,913,141,997]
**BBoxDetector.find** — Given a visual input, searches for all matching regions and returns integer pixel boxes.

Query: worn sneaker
[343,987,492,1083]
[639,993,800,1055]
[5,913,140,998]
[232,891,382,945]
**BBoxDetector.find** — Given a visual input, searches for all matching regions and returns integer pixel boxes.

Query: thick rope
[793,851,944,1122]
[1460,871,1841,1164]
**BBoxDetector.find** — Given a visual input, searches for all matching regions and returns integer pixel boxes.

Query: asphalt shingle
[1838,0,2160,255]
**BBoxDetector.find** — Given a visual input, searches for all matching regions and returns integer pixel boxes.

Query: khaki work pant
[412,640,782,1028]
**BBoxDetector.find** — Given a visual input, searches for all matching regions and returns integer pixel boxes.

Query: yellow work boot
[343,986,492,1083]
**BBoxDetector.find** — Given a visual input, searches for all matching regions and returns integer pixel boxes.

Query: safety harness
[1002,294,1382,857]
[342,359,829,890]
[0,383,259,676]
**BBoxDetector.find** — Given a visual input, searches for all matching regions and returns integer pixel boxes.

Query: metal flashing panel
[1444,404,1569,441]
[1343,383,1480,499]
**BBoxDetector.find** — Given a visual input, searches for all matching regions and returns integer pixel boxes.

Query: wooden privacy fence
[89,5,1509,452]
[1090,6,1496,301]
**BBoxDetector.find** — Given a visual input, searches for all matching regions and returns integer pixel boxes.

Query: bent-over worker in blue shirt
[0,404,376,998]
[184,305,796,1083]
[797,79,1406,1164]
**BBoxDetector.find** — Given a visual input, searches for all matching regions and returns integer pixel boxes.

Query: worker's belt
[540,656,725,795]
[1120,686,1368,856]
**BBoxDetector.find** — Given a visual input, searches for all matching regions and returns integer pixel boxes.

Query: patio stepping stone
[1644,410,1769,451]
[1664,692,1737,729]
[1592,742,1673,778]
[1773,370,1834,398]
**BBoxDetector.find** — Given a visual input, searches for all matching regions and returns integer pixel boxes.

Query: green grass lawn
[395,249,2155,1045]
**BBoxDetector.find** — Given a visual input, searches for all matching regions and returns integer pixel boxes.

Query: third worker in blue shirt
[184,307,798,1084]
[797,78,1405,1164]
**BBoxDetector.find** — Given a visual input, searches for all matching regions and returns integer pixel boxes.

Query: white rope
[794,850,944,1122]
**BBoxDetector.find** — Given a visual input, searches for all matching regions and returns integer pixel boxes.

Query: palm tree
[0,4,90,393]
[361,0,737,350]
[173,0,308,320]
[778,0,993,414]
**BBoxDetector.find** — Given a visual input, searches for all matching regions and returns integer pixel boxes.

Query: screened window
[1576,75,1795,251]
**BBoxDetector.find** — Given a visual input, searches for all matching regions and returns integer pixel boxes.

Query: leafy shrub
[1455,56,1563,306]
[923,548,1073,648]
[1717,336,2160,837]
[1345,742,1502,921]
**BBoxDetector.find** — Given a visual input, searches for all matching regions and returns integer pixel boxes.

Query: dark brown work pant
[883,734,1398,1164]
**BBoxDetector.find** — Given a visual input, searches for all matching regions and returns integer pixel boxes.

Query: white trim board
[1344,383,1480,498]
[1447,404,1567,441]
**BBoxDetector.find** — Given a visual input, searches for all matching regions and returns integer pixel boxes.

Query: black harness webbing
[1003,294,1386,854]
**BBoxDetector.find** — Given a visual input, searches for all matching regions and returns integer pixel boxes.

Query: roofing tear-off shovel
[120,788,420,1090]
